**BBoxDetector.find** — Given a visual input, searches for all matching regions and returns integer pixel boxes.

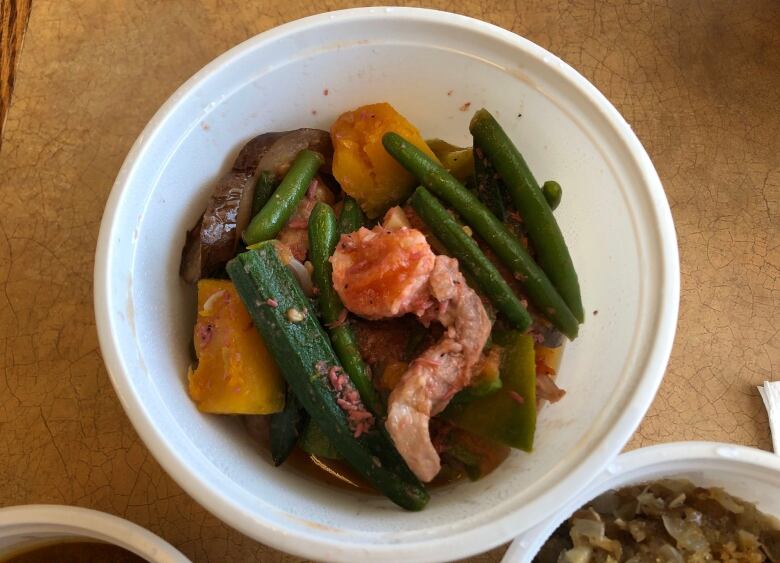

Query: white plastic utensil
[759,381,780,454]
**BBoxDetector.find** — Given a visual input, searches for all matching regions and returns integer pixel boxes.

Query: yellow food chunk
[478,345,502,382]
[379,361,408,391]
[187,279,284,414]
[331,102,439,218]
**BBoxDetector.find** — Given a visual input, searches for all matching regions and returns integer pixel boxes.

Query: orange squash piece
[187,279,285,414]
[331,102,439,218]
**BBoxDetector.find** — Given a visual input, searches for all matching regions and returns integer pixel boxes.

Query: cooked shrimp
[330,226,436,319]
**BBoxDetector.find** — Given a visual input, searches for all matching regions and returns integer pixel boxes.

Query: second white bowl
[503,442,780,562]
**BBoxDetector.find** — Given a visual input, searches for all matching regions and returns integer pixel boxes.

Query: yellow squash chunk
[331,102,439,218]
[187,279,285,414]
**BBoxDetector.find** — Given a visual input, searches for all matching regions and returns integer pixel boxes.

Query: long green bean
[409,187,531,331]
[251,170,278,217]
[470,109,583,322]
[309,203,383,415]
[338,196,366,235]
[382,132,578,339]
[243,149,323,245]
[473,145,507,221]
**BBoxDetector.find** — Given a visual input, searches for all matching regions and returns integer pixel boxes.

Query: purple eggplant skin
[180,129,333,283]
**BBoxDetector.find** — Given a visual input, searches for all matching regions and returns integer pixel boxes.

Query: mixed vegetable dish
[179,102,583,510]
[537,480,780,562]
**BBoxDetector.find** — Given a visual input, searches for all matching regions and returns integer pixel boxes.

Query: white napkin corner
[758,380,780,454]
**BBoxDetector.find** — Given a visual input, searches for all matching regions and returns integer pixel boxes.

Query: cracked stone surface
[0,1,777,561]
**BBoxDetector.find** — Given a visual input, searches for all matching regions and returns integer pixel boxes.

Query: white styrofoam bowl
[502,442,780,562]
[94,7,679,562]
[0,505,188,562]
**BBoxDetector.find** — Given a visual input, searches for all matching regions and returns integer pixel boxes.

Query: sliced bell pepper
[443,331,536,451]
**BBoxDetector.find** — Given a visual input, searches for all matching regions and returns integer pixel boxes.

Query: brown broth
[285,446,376,493]
[1,540,147,563]
[284,445,469,493]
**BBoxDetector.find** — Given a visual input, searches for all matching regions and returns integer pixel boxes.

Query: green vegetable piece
[468,370,503,398]
[409,187,531,331]
[440,429,507,481]
[445,443,483,481]
[473,145,506,221]
[542,180,562,211]
[226,244,428,510]
[382,132,578,339]
[309,203,384,415]
[450,379,503,406]
[301,421,341,459]
[444,332,536,451]
[426,138,475,182]
[251,170,279,217]
[449,355,502,406]
[268,389,307,466]
[243,149,323,245]
[338,196,366,235]
[470,109,583,322]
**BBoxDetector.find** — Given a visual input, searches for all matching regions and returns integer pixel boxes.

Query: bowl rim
[0,504,189,562]
[502,442,780,562]
[94,6,680,562]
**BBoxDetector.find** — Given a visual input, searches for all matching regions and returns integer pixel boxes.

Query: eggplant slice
[180,129,333,282]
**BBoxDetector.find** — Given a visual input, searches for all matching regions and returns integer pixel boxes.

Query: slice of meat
[431,257,490,370]
[386,339,463,481]
[387,255,492,482]
[276,176,335,261]
[330,226,436,319]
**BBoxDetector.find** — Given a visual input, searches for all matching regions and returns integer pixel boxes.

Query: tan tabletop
[1,1,778,561]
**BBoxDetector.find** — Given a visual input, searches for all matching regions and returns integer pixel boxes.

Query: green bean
[251,170,278,217]
[243,149,323,245]
[470,109,583,322]
[309,203,344,322]
[382,132,578,339]
[542,180,562,211]
[309,203,384,415]
[473,145,507,221]
[338,196,366,235]
[409,187,531,331]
